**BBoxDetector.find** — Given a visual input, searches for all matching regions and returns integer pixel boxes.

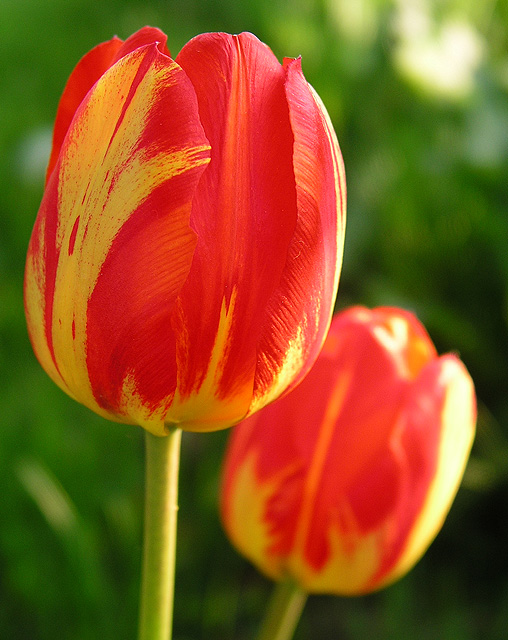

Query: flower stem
[138,427,182,640]
[256,579,308,640]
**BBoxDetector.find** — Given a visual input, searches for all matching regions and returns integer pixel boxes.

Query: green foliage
[1,0,507,638]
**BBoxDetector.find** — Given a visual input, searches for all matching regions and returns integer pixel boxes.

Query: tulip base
[138,427,182,640]
[256,579,307,640]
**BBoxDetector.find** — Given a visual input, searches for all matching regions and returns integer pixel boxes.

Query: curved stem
[256,579,308,640]
[138,427,182,640]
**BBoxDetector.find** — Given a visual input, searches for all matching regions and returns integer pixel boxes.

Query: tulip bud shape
[221,307,476,594]
[24,27,346,435]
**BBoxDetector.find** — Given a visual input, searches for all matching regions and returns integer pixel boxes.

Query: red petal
[111,26,170,63]
[251,57,346,411]
[172,32,299,426]
[368,354,476,589]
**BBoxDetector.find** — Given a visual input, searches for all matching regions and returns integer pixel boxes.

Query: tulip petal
[267,320,409,590]
[46,28,171,184]
[24,43,211,433]
[250,57,346,413]
[375,354,476,589]
[112,26,171,61]
[171,33,300,428]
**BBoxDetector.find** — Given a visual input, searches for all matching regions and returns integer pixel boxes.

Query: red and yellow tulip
[221,306,476,594]
[24,27,346,435]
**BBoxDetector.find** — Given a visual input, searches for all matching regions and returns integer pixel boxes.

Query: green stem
[256,579,308,640]
[138,427,182,640]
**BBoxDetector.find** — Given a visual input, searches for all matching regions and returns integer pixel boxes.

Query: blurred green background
[1,0,508,638]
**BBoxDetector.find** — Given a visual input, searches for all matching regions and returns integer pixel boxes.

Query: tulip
[24,27,346,436]
[221,306,476,596]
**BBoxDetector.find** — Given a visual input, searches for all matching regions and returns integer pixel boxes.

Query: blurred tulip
[221,306,476,594]
[24,27,346,435]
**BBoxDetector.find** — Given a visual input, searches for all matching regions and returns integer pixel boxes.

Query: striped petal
[25,43,211,434]
[46,28,171,184]
[45,37,123,184]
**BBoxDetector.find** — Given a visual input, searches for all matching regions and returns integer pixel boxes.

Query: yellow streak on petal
[292,366,353,558]
[166,289,253,431]
[288,516,381,594]
[226,449,382,594]
[372,314,435,380]
[224,452,282,580]
[225,431,386,595]
[47,50,209,413]
[248,324,307,416]
[114,373,171,436]
[381,358,476,589]
[373,316,411,360]
[25,216,66,392]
